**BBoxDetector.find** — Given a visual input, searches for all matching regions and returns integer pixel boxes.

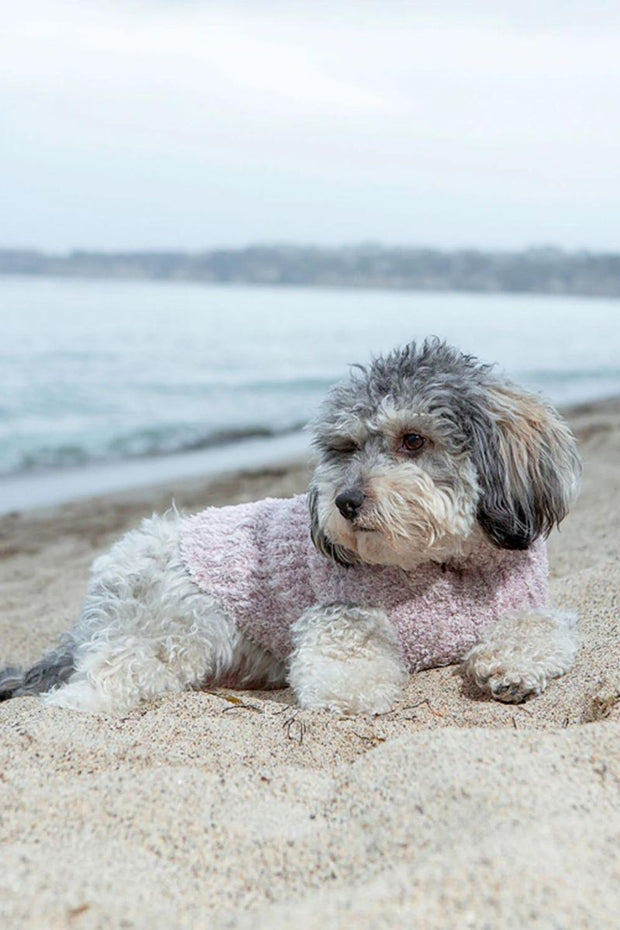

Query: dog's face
[309,339,581,570]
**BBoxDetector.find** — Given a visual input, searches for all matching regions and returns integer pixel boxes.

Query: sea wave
[2,421,307,478]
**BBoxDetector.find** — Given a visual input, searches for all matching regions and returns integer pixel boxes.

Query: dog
[0,338,581,715]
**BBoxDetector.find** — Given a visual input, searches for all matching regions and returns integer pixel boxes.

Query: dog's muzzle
[335,489,365,521]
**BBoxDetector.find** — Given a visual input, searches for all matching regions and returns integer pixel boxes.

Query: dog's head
[309,338,581,570]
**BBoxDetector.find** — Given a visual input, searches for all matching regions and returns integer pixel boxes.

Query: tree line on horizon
[1,245,619,297]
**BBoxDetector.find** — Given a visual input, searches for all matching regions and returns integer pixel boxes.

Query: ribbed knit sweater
[180,494,548,671]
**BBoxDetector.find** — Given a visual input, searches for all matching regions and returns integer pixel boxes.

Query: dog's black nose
[335,489,365,521]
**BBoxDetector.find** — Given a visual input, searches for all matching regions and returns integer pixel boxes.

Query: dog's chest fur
[180,495,548,671]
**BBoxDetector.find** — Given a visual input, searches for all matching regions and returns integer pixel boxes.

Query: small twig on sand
[221,701,262,714]
[392,698,444,718]
[204,689,263,713]
[283,711,305,744]
[269,703,298,716]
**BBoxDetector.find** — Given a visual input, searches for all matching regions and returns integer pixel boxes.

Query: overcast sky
[2,0,619,252]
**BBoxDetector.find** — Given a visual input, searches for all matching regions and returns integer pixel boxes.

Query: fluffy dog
[0,339,581,715]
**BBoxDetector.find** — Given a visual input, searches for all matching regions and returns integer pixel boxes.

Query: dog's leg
[40,514,282,713]
[41,642,177,713]
[43,612,286,714]
[42,591,238,714]
[462,608,578,703]
[288,603,407,715]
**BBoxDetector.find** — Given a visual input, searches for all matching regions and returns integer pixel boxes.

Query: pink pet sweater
[180,494,548,671]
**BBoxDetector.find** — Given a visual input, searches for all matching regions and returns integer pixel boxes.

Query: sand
[1,399,619,929]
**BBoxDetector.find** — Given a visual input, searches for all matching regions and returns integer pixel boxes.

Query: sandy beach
[1,397,619,929]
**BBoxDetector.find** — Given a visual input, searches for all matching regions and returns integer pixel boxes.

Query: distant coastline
[2,244,620,298]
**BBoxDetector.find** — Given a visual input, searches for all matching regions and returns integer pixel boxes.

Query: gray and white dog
[0,339,581,715]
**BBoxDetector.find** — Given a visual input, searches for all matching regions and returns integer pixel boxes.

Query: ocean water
[1,276,620,508]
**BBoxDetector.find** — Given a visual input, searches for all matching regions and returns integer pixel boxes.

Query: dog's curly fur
[0,338,581,714]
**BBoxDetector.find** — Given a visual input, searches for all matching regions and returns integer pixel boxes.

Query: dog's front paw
[301,679,401,717]
[466,661,546,704]
[463,608,579,704]
[288,603,407,716]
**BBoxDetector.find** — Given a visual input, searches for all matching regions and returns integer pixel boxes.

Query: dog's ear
[470,384,581,550]
[308,486,357,566]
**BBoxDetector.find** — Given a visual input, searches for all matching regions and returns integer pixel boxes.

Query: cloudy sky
[2,0,619,251]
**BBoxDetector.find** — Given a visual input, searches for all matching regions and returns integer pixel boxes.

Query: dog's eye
[402,433,427,453]
[328,439,358,455]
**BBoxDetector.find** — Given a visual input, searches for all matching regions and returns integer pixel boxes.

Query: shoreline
[2,395,619,521]
[0,430,310,517]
